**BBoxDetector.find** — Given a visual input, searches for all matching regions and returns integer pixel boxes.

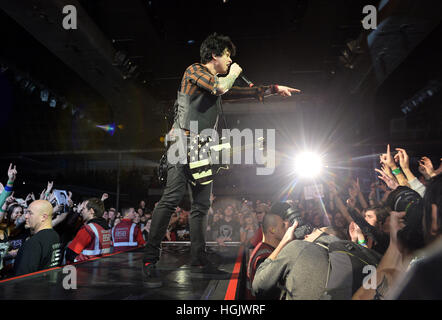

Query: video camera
[385,186,425,251]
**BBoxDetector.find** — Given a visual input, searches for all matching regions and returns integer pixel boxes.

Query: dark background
[0,0,441,209]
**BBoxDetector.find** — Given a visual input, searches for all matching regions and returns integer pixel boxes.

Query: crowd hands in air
[0,145,441,299]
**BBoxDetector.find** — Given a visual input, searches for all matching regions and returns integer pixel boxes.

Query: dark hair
[363,205,390,226]
[262,213,282,234]
[122,207,133,217]
[423,174,442,243]
[269,202,291,219]
[6,204,22,222]
[200,33,236,64]
[86,198,105,218]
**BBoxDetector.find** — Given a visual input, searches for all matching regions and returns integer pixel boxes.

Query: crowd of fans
[0,144,441,300]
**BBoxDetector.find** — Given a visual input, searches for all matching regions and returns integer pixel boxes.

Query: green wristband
[392,168,401,175]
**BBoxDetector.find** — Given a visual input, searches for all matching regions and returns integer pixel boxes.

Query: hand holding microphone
[229,62,242,77]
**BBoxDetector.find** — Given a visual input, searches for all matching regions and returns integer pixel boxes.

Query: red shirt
[249,227,263,248]
[247,241,275,285]
[112,219,145,252]
[68,221,112,262]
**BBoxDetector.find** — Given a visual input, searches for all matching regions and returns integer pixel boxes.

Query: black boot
[141,262,163,288]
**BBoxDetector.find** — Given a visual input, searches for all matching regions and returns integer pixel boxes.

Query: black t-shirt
[14,228,62,276]
[172,223,190,241]
[214,218,241,241]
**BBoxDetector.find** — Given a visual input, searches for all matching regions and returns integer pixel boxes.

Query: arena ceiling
[1,0,441,158]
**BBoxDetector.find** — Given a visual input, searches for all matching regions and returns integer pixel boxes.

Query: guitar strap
[217,98,229,133]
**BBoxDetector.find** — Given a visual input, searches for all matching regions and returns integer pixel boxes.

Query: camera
[385,186,425,251]
[270,202,314,239]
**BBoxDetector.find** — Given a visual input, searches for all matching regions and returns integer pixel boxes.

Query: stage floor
[0,244,245,300]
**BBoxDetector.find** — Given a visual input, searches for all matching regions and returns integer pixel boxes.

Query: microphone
[240,73,254,87]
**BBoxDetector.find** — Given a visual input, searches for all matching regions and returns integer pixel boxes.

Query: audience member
[214,206,241,245]
[112,207,146,252]
[65,198,112,263]
[13,200,62,275]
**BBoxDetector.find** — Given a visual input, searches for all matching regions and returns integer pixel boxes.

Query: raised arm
[0,163,17,222]
[214,63,243,95]
[380,145,408,187]
[224,83,301,102]
[353,178,368,209]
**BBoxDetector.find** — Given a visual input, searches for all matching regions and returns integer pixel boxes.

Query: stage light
[40,89,49,102]
[96,123,116,136]
[49,97,57,108]
[294,152,323,178]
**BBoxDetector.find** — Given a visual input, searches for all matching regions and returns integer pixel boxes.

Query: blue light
[49,97,57,108]
[40,89,49,102]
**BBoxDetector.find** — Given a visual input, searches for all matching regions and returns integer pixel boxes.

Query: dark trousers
[143,163,212,264]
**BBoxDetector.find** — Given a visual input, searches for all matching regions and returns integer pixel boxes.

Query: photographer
[252,200,382,300]
[247,212,288,299]
[252,222,338,299]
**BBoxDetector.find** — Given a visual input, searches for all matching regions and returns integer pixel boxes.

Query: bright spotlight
[294,152,323,178]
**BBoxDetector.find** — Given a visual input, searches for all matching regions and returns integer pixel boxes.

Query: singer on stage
[142,32,300,288]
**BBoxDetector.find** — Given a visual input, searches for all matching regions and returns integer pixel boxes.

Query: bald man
[14,200,62,276]
[247,213,288,298]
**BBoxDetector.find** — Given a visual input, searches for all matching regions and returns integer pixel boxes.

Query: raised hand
[394,148,410,171]
[67,191,74,207]
[375,168,399,190]
[380,144,396,169]
[349,221,362,242]
[46,181,54,193]
[352,178,362,193]
[380,163,393,179]
[5,192,15,204]
[346,197,357,209]
[101,193,109,202]
[25,193,33,203]
[328,180,338,197]
[48,192,56,203]
[76,200,86,213]
[348,186,358,199]
[281,220,299,244]
[7,163,17,182]
[419,156,436,178]
[40,188,46,200]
